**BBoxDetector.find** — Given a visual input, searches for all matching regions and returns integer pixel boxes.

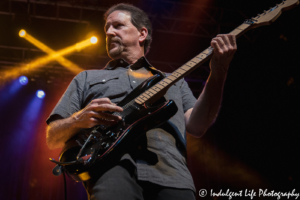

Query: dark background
[0,0,299,199]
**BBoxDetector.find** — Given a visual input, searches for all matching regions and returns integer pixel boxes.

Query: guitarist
[46,3,237,200]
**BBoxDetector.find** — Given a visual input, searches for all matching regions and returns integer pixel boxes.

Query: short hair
[104,3,152,55]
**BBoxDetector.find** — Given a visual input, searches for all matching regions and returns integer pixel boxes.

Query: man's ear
[139,27,148,44]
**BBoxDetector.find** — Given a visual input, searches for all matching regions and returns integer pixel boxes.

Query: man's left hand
[210,34,237,76]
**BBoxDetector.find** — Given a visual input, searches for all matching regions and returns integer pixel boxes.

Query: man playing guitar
[46,3,236,200]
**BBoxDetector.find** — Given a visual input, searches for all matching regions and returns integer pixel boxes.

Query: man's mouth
[109,38,121,45]
[109,42,118,50]
[110,42,118,45]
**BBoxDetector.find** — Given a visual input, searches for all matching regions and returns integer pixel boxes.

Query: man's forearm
[186,70,227,137]
[46,115,81,150]
[186,34,236,137]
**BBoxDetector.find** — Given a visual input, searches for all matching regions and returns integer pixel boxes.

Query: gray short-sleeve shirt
[47,57,197,192]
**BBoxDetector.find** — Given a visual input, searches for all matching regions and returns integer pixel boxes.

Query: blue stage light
[36,90,45,99]
[19,76,28,85]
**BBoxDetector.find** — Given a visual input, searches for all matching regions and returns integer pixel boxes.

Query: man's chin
[108,49,122,59]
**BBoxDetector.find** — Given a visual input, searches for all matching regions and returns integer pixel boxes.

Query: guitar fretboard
[135,22,251,105]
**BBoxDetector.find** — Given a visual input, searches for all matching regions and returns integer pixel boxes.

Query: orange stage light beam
[19,29,84,74]
[24,37,97,69]
[0,35,98,87]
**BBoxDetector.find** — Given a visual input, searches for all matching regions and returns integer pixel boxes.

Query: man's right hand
[46,98,123,149]
[73,98,123,129]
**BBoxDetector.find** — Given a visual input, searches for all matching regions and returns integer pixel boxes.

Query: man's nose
[106,26,115,36]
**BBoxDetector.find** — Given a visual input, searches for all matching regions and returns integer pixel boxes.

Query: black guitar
[50,0,299,182]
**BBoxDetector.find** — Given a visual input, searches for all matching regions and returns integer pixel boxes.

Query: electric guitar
[50,0,299,182]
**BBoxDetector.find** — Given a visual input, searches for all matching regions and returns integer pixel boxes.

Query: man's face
[105,10,140,59]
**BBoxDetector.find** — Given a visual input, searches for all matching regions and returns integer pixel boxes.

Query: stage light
[36,90,45,99]
[18,30,83,74]
[19,29,26,37]
[0,79,23,106]
[19,76,28,85]
[1,35,96,87]
[90,36,98,44]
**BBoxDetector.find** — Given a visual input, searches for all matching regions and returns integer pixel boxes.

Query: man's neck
[119,48,145,64]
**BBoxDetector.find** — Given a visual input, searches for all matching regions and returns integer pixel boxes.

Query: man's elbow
[46,136,56,150]
[46,133,56,150]
[46,126,62,150]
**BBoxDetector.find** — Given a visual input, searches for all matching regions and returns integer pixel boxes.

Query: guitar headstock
[245,0,299,28]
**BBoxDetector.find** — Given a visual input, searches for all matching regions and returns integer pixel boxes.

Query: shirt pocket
[88,74,128,103]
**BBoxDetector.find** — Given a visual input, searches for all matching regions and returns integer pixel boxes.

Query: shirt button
[102,79,106,82]
[133,81,136,83]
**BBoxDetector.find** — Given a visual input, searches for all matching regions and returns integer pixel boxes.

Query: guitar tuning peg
[250,17,258,22]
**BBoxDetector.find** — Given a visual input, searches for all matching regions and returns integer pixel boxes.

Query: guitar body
[58,74,178,182]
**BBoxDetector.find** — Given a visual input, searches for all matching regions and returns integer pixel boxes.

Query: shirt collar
[104,56,152,70]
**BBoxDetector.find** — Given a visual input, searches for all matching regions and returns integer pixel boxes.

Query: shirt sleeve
[46,71,87,125]
[179,79,197,113]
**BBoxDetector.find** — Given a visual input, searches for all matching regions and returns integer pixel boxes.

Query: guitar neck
[135,0,300,105]
[134,22,251,105]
